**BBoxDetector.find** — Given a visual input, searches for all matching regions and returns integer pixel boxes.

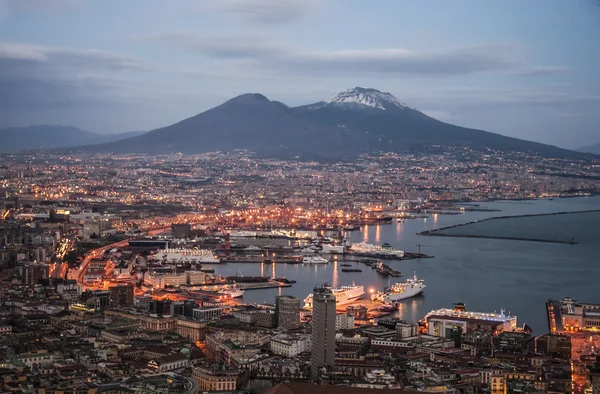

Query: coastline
[418,209,600,244]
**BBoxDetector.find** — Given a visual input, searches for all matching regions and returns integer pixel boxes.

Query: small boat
[340,263,352,267]
[302,255,329,264]
[341,268,362,273]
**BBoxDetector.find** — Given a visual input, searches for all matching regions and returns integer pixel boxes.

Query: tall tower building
[276,295,300,330]
[310,285,336,382]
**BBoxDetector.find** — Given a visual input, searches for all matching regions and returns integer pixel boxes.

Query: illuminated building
[547,297,600,332]
[192,365,238,392]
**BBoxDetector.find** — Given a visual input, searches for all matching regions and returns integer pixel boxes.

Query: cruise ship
[422,303,518,336]
[148,248,221,264]
[302,255,329,264]
[371,273,425,304]
[349,242,404,258]
[304,284,365,309]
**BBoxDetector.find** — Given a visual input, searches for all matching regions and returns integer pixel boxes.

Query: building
[276,295,301,330]
[335,312,355,330]
[171,223,192,238]
[396,321,419,339]
[536,333,572,358]
[176,318,208,342]
[193,306,223,321]
[270,333,311,357]
[21,263,49,286]
[257,309,276,328]
[548,297,600,333]
[109,284,134,306]
[147,353,190,372]
[492,332,535,353]
[311,285,336,382]
[192,365,238,392]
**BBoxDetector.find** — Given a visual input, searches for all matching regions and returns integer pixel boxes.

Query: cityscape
[2,1,600,394]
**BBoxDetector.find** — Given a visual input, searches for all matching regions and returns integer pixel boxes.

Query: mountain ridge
[577,142,600,155]
[0,125,146,151]
[3,88,590,159]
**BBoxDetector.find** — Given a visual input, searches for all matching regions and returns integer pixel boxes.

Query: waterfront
[214,196,600,334]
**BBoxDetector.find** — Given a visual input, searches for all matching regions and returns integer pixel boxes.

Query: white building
[270,334,311,357]
[232,310,257,324]
[147,353,190,372]
[144,272,187,289]
[336,313,355,330]
[396,321,418,339]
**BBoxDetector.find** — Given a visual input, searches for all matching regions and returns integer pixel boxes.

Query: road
[73,226,172,285]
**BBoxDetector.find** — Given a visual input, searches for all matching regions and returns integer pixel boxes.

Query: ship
[217,284,244,298]
[149,248,221,264]
[371,273,425,304]
[304,283,365,309]
[349,242,404,258]
[302,255,329,264]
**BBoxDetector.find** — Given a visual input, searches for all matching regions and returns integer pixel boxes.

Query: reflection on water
[375,225,381,244]
[224,197,600,334]
[271,262,276,279]
[332,260,339,288]
[260,262,264,277]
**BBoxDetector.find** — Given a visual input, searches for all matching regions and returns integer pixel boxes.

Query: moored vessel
[304,283,365,309]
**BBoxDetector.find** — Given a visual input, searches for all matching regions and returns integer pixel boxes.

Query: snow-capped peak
[311,87,413,111]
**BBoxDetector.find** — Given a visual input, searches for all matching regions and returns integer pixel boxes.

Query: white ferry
[217,284,244,298]
[302,255,329,264]
[149,248,221,264]
[304,284,365,309]
[371,273,425,304]
[349,242,404,258]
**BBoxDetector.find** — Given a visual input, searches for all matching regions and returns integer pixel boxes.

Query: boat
[375,262,402,277]
[217,284,244,298]
[244,245,262,251]
[302,255,329,264]
[340,263,352,267]
[321,244,345,254]
[371,273,425,304]
[149,248,221,264]
[349,242,404,258]
[274,277,297,284]
[341,268,362,273]
[304,283,365,309]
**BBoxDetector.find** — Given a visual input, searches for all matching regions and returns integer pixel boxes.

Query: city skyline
[1,0,600,148]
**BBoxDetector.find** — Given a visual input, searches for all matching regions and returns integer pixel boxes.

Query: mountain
[81,87,585,158]
[0,126,146,151]
[577,142,600,155]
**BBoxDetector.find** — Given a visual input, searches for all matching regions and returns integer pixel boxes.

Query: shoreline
[418,209,600,244]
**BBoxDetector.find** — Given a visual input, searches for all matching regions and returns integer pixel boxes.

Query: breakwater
[418,209,600,244]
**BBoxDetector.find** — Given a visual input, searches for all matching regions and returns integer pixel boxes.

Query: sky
[0,0,599,149]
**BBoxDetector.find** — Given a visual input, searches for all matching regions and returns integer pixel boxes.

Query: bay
[213,196,600,334]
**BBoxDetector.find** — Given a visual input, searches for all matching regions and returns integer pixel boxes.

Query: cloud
[148,34,566,78]
[0,41,150,125]
[206,0,322,23]
[435,86,600,106]
[0,41,149,71]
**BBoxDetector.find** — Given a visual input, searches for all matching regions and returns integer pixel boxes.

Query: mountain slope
[0,125,146,151]
[577,142,600,155]
[81,88,584,158]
